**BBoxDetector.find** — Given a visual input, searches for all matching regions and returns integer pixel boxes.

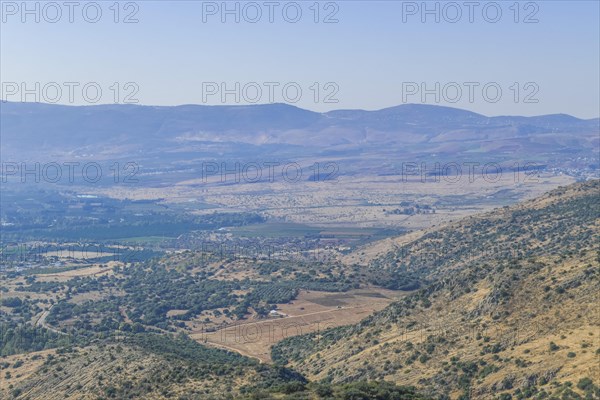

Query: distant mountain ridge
[1,102,598,169]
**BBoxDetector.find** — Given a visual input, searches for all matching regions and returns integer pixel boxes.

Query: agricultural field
[191,288,405,362]
[93,170,575,230]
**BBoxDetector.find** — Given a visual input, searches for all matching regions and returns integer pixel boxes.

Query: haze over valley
[1,2,599,399]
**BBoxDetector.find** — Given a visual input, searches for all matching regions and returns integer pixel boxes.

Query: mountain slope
[272,180,600,399]
[0,333,433,400]
[1,102,597,156]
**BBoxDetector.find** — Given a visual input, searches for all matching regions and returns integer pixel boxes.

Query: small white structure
[269,310,287,318]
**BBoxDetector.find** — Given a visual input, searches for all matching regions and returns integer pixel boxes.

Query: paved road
[35,306,67,336]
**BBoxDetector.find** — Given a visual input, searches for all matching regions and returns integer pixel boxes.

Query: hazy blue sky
[1,1,599,118]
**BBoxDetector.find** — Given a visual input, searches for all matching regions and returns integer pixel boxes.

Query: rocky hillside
[273,180,600,399]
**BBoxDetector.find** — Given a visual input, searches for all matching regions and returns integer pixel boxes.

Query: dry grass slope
[273,180,600,399]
